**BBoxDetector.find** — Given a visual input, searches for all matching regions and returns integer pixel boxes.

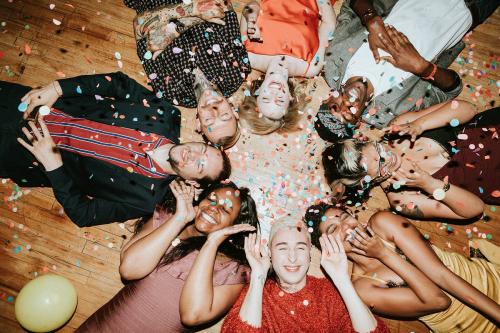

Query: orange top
[244,0,321,64]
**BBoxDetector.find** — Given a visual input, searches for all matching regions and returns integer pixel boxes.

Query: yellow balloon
[15,274,78,332]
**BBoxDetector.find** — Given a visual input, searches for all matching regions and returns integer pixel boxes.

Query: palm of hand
[321,251,348,275]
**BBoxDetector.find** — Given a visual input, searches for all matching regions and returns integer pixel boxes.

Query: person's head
[322,139,401,202]
[238,78,307,135]
[196,90,240,149]
[151,181,260,266]
[304,202,359,252]
[268,220,311,289]
[319,77,373,126]
[169,142,231,186]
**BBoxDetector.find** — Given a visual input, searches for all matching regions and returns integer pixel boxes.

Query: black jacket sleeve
[57,71,153,103]
[45,166,149,227]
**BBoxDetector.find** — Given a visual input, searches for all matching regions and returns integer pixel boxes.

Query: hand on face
[207,223,256,245]
[192,0,228,25]
[387,159,432,189]
[21,82,60,120]
[17,117,63,172]
[376,25,429,76]
[348,225,386,259]
[169,180,197,223]
[244,233,271,277]
[319,233,349,279]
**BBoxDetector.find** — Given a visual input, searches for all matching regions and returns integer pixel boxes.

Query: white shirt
[342,0,472,96]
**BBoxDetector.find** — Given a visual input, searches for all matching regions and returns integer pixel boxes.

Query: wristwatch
[361,8,378,26]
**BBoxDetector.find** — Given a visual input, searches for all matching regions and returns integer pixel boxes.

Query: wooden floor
[0,1,499,332]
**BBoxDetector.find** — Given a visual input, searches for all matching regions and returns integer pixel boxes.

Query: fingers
[328,233,340,253]
[38,117,50,137]
[17,137,34,153]
[335,233,345,253]
[386,25,408,46]
[207,17,226,25]
[169,180,181,197]
[369,44,380,63]
[21,127,34,142]
[379,56,395,65]
[351,248,367,256]
[151,50,164,60]
[376,30,396,53]
[28,121,42,141]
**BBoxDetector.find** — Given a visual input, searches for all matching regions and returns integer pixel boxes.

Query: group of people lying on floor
[0,0,499,331]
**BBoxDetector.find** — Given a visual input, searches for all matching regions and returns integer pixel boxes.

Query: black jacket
[43,72,180,227]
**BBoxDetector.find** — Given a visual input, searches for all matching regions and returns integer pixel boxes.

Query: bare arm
[387,180,484,220]
[387,100,478,139]
[349,226,450,318]
[305,0,337,77]
[371,212,500,324]
[180,224,255,326]
[119,181,196,280]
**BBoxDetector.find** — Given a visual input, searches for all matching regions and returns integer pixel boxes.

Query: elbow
[119,259,143,281]
[180,311,207,327]
[461,201,485,219]
[428,293,451,312]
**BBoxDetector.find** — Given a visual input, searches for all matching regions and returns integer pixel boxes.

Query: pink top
[77,208,250,333]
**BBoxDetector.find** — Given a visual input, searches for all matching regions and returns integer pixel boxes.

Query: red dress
[221,276,389,333]
[243,0,321,64]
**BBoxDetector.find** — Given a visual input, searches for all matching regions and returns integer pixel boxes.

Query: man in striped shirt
[0,72,231,227]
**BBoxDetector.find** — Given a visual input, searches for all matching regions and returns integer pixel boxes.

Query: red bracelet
[422,63,437,81]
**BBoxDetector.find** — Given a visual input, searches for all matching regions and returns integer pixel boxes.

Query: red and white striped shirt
[44,110,171,179]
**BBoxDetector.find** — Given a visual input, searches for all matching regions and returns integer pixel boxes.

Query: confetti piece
[24,43,31,55]
[492,190,500,198]
[39,105,50,115]
[52,18,62,26]
[49,3,55,10]
[450,118,459,127]
[212,44,221,52]
[172,47,183,54]
[56,71,66,78]
[76,85,82,94]
[457,133,468,140]
[18,102,28,112]
[144,51,152,60]
[451,100,459,109]
[114,51,121,60]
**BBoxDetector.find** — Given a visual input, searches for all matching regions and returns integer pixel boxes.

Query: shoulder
[368,211,411,239]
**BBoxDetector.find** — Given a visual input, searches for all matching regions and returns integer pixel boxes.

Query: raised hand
[169,180,197,223]
[377,25,430,76]
[20,82,61,120]
[388,159,432,189]
[244,233,271,277]
[366,16,392,63]
[319,233,349,280]
[192,0,228,25]
[207,223,256,246]
[242,1,261,41]
[383,120,423,142]
[348,226,387,259]
[17,117,63,172]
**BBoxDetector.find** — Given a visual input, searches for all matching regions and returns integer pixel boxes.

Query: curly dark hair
[303,202,336,249]
[135,180,260,267]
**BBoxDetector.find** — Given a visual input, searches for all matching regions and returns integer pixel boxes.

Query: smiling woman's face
[194,187,242,234]
[319,208,358,252]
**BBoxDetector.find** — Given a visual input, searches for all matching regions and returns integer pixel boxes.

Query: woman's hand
[388,160,433,189]
[17,117,63,172]
[170,180,197,223]
[383,120,424,142]
[319,233,349,280]
[20,82,61,119]
[366,16,391,63]
[242,1,261,41]
[377,25,430,76]
[192,0,227,25]
[244,233,270,278]
[207,223,256,246]
[349,226,387,259]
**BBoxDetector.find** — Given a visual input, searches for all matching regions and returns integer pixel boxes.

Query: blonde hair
[238,79,308,135]
[269,218,310,246]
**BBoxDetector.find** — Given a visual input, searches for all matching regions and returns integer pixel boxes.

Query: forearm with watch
[421,175,484,218]
[350,0,379,26]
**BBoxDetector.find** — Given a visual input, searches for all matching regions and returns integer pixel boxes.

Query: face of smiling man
[168,142,224,182]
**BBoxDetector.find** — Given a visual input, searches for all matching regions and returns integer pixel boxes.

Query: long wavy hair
[322,139,373,203]
[238,78,308,135]
[135,181,260,267]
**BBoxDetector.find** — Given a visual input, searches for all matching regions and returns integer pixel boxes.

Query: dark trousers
[465,0,500,29]
[0,81,50,186]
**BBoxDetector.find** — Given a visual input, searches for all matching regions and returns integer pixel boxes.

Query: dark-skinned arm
[371,211,500,325]
[349,224,451,318]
